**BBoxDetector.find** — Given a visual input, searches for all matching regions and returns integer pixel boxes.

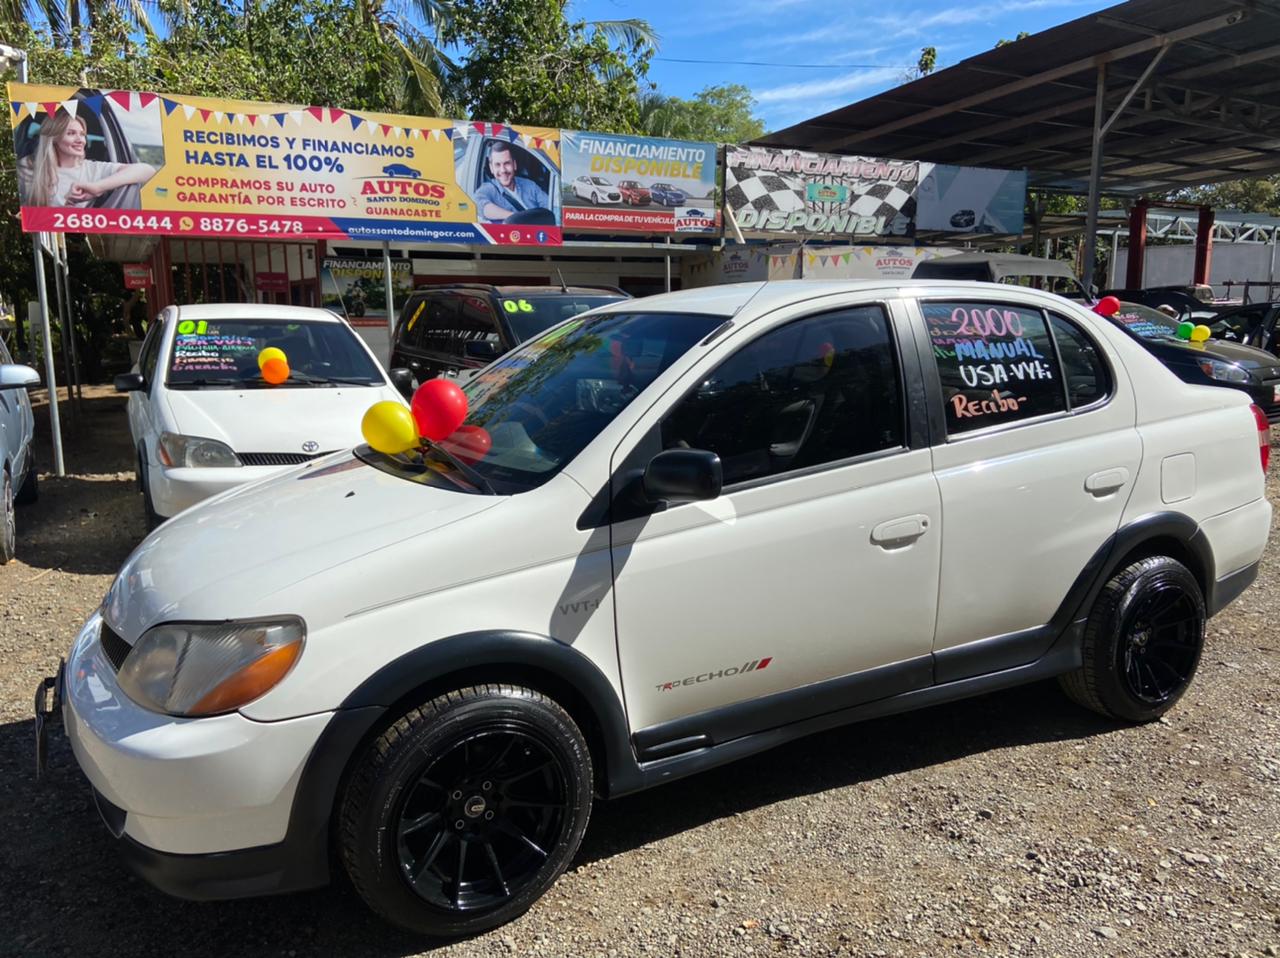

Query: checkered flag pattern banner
[726,146,922,237]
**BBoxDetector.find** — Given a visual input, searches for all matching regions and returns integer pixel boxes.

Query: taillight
[1251,403,1270,472]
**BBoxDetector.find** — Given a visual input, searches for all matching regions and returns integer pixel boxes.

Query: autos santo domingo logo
[674,206,715,232]
[806,182,848,203]
[656,656,773,692]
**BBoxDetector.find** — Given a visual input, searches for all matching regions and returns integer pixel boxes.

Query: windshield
[654,183,675,190]
[590,177,611,186]
[167,318,384,388]
[361,310,723,494]
[1110,302,1182,342]
[498,294,628,343]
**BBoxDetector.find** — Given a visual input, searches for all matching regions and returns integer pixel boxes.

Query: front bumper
[149,463,290,518]
[61,612,332,855]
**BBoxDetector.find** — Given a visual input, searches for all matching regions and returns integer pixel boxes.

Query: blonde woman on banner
[18,109,156,209]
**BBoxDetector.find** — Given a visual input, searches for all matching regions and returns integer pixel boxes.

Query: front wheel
[339,684,593,937]
[1059,556,1205,722]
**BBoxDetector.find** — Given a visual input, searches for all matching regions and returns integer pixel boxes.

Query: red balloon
[411,378,468,441]
[1093,295,1121,317]
[441,425,492,465]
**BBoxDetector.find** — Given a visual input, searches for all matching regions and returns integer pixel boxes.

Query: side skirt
[617,621,1083,797]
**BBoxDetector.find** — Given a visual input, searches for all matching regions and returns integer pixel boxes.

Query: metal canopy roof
[758,0,1280,198]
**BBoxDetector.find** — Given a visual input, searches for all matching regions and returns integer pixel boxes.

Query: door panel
[614,451,941,731]
[915,297,1142,651]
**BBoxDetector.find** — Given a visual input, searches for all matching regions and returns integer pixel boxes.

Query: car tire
[15,453,38,505]
[339,683,593,938]
[1059,556,1205,722]
[1,468,16,564]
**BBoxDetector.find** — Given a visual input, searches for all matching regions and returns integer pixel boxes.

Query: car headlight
[158,432,242,468]
[1196,358,1253,384]
[116,617,305,716]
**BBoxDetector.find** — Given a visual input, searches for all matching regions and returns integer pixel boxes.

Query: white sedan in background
[117,303,409,527]
[571,175,622,204]
[0,336,39,563]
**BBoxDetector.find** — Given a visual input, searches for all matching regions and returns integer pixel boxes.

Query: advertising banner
[320,257,413,327]
[916,164,1026,235]
[7,83,562,245]
[726,146,921,239]
[800,245,959,280]
[561,131,718,233]
[122,262,153,288]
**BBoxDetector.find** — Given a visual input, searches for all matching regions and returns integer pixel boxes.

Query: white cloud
[755,66,905,104]
[873,0,1102,37]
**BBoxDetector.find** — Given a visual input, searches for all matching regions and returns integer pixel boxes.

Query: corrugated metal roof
[757,0,1280,197]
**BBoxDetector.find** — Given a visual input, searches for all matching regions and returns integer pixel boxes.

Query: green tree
[1173,176,1280,215]
[638,85,765,142]
[917,46,937,75]
[439,0,655,130]
[994,31,1030,47]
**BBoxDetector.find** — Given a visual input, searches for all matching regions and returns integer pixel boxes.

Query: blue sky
[571,0,1113,133]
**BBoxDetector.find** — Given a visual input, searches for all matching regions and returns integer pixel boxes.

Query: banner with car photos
[725,145,923,239]
[561,131,719,233]
[915,164,1027,235]
[320,257,413,328]
[8,83,562,245]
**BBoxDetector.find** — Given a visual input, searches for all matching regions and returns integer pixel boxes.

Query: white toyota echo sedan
[42,281,1271,937]
[115,303,408,526]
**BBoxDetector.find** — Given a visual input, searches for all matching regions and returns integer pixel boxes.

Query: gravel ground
[2,387,1279,958]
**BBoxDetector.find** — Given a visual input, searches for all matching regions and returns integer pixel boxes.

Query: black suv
[390,284,629,386]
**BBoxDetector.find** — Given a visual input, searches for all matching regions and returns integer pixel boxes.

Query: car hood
[103,453,505,639]
[163,385,403,454]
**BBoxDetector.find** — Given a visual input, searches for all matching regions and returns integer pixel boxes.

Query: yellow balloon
[1190,324,1211,342]
[361,401,418,455]
[258,346,287,369]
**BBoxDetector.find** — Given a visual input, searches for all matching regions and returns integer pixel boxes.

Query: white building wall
[1112,242,1280,294]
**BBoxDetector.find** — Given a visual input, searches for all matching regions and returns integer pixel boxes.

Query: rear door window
[1048,313,1110,409]
[924,301,1065,435]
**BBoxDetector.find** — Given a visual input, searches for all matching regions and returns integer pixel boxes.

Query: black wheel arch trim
[339,630,641,796]
[935,511,1214,684]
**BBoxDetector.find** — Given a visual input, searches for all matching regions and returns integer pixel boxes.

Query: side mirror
[0,364,40,390]
[388,367,414,398]
[464,341,501,361]
[114,372,145,392]
[642,449,722,503]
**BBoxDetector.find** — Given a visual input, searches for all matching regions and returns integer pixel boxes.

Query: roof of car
[169,303,344,323]
[591,278,1088,318]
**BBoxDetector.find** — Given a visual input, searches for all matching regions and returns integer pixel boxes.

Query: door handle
[1085,467,1130,495]
[871,514,930,547]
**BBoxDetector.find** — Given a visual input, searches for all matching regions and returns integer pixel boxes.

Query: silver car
[0,338,39,563]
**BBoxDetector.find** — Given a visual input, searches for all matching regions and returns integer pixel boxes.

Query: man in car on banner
[474,141,549,223]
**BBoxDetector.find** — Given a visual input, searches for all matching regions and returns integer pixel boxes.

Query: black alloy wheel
[340,684,593,937]
[1060,556,1205,722]
[1116,583,1201,705]
[395,728,571,912]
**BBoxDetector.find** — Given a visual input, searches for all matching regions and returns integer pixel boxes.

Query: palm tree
[5,0,160,48]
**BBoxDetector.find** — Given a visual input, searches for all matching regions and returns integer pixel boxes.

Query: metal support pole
[382,241,396,364]
[57,239,82,402]
[51,255,76,419]
[32,240,65,476]
[1268,229,1277,299]
[665,254,672,292]
[1081,63,1107,294]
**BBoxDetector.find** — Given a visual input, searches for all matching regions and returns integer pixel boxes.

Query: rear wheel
[1,468,15,564]
[1059,556,1205,722]
[339,684,593,937]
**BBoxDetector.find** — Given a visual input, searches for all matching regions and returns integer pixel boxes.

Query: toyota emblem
[302,440,319,454]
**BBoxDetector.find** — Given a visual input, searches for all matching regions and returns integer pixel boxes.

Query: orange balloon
[262,356,290,385]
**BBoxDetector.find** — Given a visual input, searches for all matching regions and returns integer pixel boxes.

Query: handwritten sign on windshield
[171,333,257,373]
